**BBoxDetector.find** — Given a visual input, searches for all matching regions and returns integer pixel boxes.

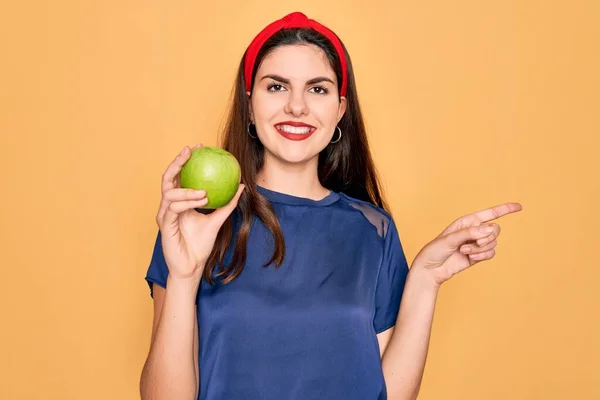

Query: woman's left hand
[411,202,523,288]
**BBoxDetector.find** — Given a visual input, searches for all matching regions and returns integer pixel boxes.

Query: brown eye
[267,83,286,92]
[309,86,329,95]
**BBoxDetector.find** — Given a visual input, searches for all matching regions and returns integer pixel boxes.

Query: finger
[468,248,496,262]
[164,188,207,202]
[440,202,522,237]
[161,146,191,194]
[207,184,245,227]
[156,197,169,226]
[170,143,200,187]
[168,198,209,214]
[465,203,523,225]
[438,217,472,237]
[476,223,501,246]
[157,189,206,224]
[445,224,496,250]
[460,239,497,255]
[162,198,209,226]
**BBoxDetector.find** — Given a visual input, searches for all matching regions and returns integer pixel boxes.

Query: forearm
[381,268,439,400]
[140,274,201,400]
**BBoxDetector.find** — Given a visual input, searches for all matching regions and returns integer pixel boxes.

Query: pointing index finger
[471,203,523,223]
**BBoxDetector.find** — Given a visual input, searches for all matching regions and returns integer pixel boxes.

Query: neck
[256,153,330,200]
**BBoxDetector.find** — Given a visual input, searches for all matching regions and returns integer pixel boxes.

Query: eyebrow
[260,74,335,85]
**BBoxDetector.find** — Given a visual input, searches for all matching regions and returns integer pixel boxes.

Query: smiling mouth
[275,124,315,134]
[274,124,316,141]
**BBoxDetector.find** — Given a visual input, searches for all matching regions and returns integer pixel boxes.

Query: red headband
[244,12,348,97]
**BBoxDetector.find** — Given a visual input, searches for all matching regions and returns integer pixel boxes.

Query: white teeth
[276,125,312,134]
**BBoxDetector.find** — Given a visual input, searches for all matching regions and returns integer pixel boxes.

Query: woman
[140,11,522,400]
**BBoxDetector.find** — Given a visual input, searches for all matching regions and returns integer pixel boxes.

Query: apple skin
[179,146,241,209]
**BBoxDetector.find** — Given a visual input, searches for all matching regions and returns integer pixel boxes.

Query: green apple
[179,146,241,209]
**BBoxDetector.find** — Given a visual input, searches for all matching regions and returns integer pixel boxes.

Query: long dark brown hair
[203,27,389,285]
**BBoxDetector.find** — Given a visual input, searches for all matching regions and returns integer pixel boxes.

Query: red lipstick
[274,121,316,141]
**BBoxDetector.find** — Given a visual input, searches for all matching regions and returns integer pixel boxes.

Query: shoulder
[337,192,394,239]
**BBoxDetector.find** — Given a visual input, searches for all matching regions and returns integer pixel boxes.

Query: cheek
[311,99,341,126]
[253,94,285,122]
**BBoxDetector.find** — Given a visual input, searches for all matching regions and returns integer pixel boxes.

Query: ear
[337,96,348,124]
[246,91,254,123]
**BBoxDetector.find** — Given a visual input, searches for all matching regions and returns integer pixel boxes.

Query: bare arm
[376,326,394,359]
[381,203,521,399]
[139,144,245,399]
[140,274,201,400]
[380,269,437,400]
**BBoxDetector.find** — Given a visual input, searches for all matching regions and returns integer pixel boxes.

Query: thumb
[207,184,245,227]
[444,224,494,250]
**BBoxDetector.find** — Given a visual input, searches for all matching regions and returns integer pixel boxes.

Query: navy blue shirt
[145,186,410,399]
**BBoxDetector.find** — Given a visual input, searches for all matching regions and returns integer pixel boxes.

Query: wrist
[408,264,442,294]
[166,271,203,298]
[168,261,205,284]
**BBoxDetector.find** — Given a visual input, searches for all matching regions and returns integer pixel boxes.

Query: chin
[275,149,318,165]
[266,143,322,166]
[260,129,329,165]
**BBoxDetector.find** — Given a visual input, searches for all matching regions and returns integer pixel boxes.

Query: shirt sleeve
[373,218,410,333]
[144,230,169,298]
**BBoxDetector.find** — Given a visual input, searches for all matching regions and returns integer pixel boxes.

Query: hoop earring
[247,122,257,139]
[330,126,342,144]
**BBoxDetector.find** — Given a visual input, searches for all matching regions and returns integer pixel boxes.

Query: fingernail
[481,226,493,233]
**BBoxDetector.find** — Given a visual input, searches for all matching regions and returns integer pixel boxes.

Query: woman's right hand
[155,144,245,281]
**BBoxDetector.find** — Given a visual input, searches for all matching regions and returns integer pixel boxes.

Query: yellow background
[1,1,598,399]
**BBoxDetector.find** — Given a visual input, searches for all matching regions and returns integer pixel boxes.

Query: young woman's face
[248,44,347,165]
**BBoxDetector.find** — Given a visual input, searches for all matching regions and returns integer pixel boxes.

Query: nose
[284,90,309,117]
